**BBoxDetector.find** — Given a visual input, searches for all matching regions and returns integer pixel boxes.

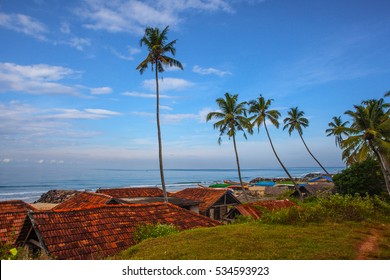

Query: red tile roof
[18,203,221,260]
[0,200,36,244]
[96,187,164,198]
[52,192,116,211]
[171,188,235,213]
[235,199,296,220]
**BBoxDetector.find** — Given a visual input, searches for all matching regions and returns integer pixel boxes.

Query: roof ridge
[49,201,169,213]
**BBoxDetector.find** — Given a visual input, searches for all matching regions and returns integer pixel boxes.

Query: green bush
[0,244,19,260]
[333,160,385,195]
[261,194,390,224]
[134,223,179,243]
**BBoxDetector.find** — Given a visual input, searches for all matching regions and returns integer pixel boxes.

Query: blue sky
[0,0,389,170]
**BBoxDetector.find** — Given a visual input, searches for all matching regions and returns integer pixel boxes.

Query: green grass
[114,222,390,260]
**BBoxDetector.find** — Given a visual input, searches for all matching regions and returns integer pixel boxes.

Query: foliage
[261,193,390,225]
[133,223,179,243]
[206,92,251,144]
[115,222,390,260]
[333,159,385,195]
[0,244,18,260]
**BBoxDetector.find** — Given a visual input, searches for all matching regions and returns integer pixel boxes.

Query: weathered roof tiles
[52,192,118,211]
[96,187,165,198]
[0,200,36,244]
[171,188,240,213]
[17,203,221,260]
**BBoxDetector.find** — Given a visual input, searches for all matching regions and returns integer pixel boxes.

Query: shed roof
[96,187,164,198]
[52,192,119,211]
[17,203,220,260]
[172,188,240,213]
[234,199,296,220]
[0,200,36,244]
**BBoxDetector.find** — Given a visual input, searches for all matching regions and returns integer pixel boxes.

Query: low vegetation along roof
[17,203,221,260]
[235,199,297,220]
[0,200,36,244]
[96,187,164,198]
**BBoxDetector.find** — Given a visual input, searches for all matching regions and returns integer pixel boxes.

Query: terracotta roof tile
[20,203,220,259]
[96,187,164,198]
[52,192,115,211]
[171,188,233,213]
[235,199,296,220]
[0,200,36,244]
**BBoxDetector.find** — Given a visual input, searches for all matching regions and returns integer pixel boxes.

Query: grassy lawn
[114,221,390,260]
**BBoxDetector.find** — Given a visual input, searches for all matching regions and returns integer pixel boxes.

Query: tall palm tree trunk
[299,133,330,176]
[232,134,249,202]
[368,140,390,196]
[155,64,168,203]
[264,121,303,199]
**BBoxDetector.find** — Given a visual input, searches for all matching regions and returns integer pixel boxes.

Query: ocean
[0,166,343,202]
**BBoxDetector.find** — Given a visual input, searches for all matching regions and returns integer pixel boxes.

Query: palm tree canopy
[283,107,309,135]
[136,26,183,74]
[326,116,350,147]
[206,92,251,144]
[341,98,390,165]
[248,95,280,130]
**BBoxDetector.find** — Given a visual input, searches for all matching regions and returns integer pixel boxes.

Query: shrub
[0,244,18,260]
[333,160,385,195]
[133,223,179,243]
[261,194,389,224]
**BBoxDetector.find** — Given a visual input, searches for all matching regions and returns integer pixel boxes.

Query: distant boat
[254,181,275,187]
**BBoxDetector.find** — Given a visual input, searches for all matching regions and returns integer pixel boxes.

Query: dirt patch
[356,227,383,260]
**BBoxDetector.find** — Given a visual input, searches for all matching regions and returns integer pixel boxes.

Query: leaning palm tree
[342,98,390,195]
[283,107,330,176]
[326,116,350,147]
[206,92,251,201]
[249,96,302,198]
[136,26,183,203]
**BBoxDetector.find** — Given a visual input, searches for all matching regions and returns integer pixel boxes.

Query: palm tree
[283,107,330,176]
[136,26,183,203]
[248,96,302,198]
[342,98,390,195]
[206,92,251,201]
[326,116,350,147]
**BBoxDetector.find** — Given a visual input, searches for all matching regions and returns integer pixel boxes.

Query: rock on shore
[34,190,80,203]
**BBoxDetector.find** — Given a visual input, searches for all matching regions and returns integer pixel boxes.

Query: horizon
[1,0,389,170]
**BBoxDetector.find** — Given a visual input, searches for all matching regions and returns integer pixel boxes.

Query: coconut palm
[206,92,251,201]
[342,98,390,195]
[136,26,183,203]
[283,107,330,176]
[326,116,350,147]
[248,96,302,198]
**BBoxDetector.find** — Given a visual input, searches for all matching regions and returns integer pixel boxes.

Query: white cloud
[132,107,211,124]
[90,87,112,95]
[60,21,71,34]
[193,65,232,77]
[143,78,193,92]
[0,12,48,40]
[122,91,174,99]
[0,101,122,151]
[111,46,141,60]
[76,0,234,34]
[2,158,12,163]
[67,37,91,51]
[45,108,122,120]
[0,62,82,96]
[160,105,173,111]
